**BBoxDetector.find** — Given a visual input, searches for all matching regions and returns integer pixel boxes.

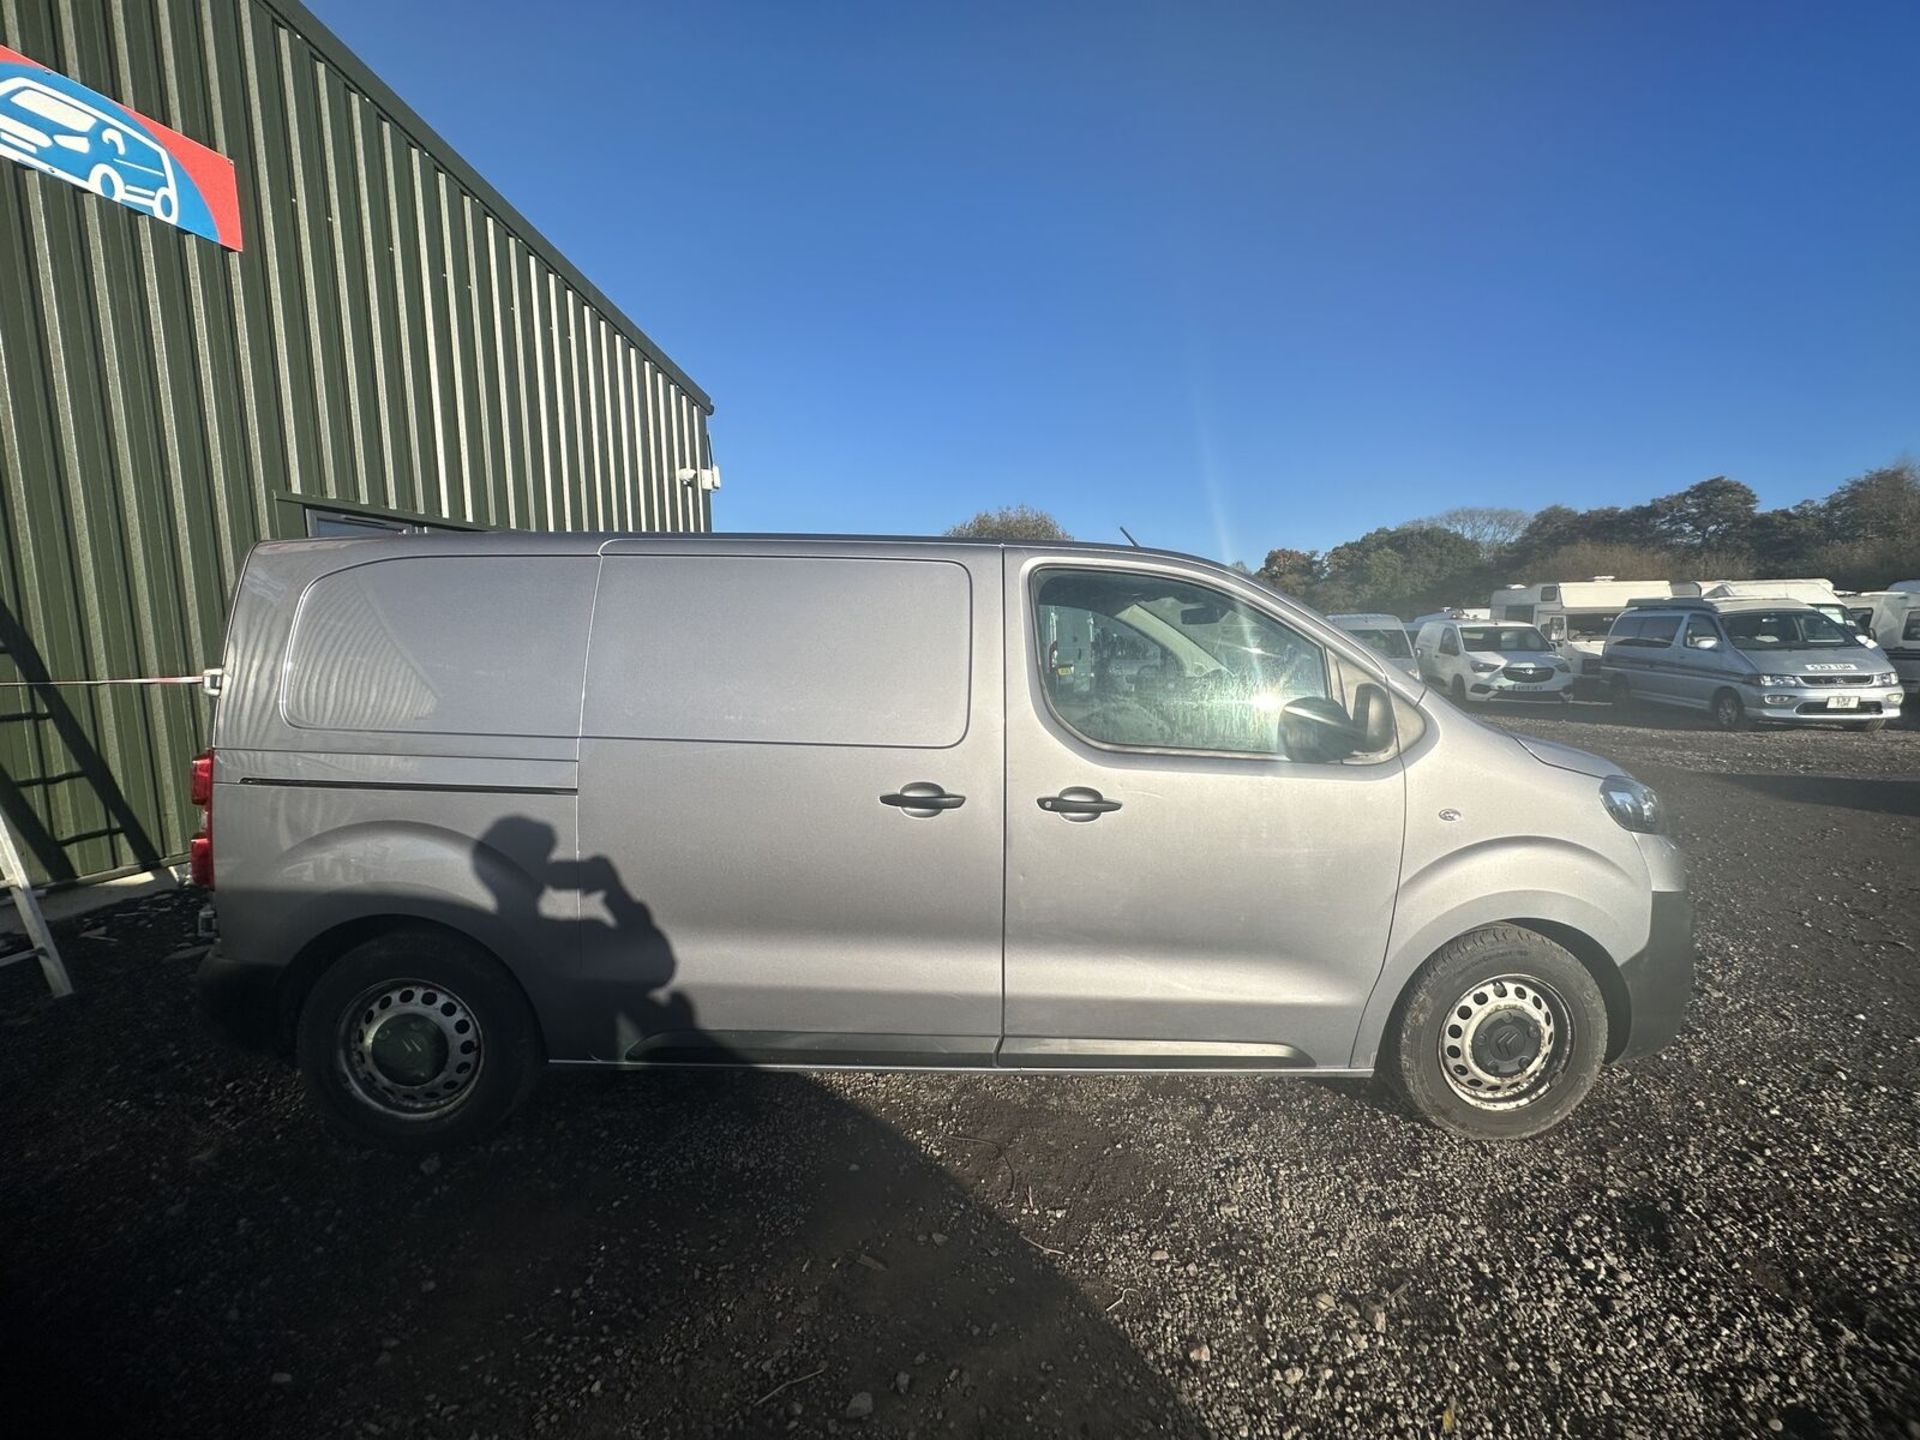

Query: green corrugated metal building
[0,0,717,885]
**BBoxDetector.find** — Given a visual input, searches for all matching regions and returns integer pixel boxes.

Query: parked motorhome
[193,534,1691,1149]
[1327,613,1419,678]
[1491,579,1674,688]
[1846,591,1920,703]
[1603,597,1901,731]
[1676,579,1852,629]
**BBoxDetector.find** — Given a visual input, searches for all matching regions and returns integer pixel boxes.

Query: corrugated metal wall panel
[0,0,715,884]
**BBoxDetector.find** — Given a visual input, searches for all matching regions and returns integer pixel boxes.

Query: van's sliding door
[565,543,1006,1066]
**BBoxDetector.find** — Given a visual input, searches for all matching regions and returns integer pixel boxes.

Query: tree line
[944,460,1920,621]
[1257,461,1920,618]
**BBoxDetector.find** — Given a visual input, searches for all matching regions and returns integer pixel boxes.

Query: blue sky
[315,0,1919,562]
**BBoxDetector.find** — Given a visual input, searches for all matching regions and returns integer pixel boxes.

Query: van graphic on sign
[0,75,180,222]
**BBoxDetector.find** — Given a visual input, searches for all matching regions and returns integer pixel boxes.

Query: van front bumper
[1615,890,1694,1060]
[1750,686,1902,722]
[196,944,284,1052]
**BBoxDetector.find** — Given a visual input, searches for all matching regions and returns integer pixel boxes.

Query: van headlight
[1470,660,1501,673]
[1599,774,1665,834]
[1551,659,1571,673]
[1874,671,1897,685]
[1753,674,1798,688]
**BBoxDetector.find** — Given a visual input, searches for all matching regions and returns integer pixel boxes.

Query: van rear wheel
[296,928,542,1152]
[1389,926,1607,1140]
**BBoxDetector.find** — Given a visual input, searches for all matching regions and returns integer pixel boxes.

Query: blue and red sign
[0,44,242,250]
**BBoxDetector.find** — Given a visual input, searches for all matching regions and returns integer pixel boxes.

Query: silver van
[1603,597,1903,731]
[194,535,1692,1149]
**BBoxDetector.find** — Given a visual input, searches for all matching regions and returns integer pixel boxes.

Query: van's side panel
[564,541,1006,1064]
[1344,707,1655,1070]
[211,540,596,1029]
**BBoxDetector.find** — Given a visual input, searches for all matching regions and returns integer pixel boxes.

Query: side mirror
[1281,696,1362,762]
[1691,635,1719,650]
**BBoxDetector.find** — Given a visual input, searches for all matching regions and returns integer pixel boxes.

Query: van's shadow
[4,870,1202,1438]
[1713,773,1920,819]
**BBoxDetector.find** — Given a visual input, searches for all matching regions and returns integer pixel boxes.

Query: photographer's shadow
[474,815,706,1064]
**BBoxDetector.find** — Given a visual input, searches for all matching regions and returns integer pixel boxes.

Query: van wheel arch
[273,915,542,1058]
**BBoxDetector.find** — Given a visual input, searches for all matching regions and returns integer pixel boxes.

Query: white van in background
[1409,606,1490,633]
[1327,613,1419,678]
[1414,617,1575,706]
[1492,579,1673,690]
[1847,590,1920,705]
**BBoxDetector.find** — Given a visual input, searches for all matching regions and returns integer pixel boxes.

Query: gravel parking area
[3,707,1917,1439]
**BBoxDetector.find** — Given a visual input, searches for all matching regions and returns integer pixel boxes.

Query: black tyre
[1450,675,1469,706]
[1389,926,1607,1140]
[296,928,543,1152]
[1710,688,1747,731]
[1608,674,1632,709]
[1846,718,1888,733]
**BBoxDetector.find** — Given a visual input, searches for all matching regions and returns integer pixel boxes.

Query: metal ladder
[0,797,73,998]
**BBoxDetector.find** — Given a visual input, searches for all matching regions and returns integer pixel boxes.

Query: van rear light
[189,748,214,890]
[190,752,213,808]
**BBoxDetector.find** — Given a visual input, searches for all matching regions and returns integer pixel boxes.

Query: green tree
[943,505,1072,541]
[1317,525,1483,617]
[1421,506,1533,559]
[1257,546,1322,598]
[1650,476,1758,553]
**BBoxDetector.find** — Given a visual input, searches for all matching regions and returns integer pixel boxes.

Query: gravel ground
[3,705,1917,1439]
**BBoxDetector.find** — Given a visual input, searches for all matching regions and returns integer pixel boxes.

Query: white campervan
[1677,579,1852,630]
[1846,590,1920,705]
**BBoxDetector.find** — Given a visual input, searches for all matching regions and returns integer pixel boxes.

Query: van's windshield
[1345,626,1412,659]
[1460,626,1549,653]
[1722,610,1857,651]
[1567,613,1618,639]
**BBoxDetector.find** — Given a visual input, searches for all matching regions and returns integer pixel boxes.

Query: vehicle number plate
[1827,694,1859,710]
[1513,683,1549,691]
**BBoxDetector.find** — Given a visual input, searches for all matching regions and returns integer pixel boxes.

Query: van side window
[1032,569,1327,757]
[1439,628,1460,656]
[1906,611,1920,642]
[1637,616,1681,647]
[1683,615,1721,649]
[1609,616,1643,644]
[584,556,971,747]
[1499,604,1535,623]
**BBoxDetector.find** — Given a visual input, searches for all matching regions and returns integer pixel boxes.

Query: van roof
[255,531,1221,565]
[1625,596,1817,615]
[1327,613,1405,627]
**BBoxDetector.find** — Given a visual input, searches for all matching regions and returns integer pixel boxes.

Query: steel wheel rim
[1714,693,1740,728]
[337,978,484,1119]
[1437,974,1571,1110]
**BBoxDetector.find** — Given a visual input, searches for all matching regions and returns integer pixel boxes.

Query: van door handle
[1037,787,1121,819]
[881,784,966,814]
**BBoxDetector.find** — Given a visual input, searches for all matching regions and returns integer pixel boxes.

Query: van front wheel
[296,928,543,1152]
[1390,926,1607,1140]
[1711,689,1747,731]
